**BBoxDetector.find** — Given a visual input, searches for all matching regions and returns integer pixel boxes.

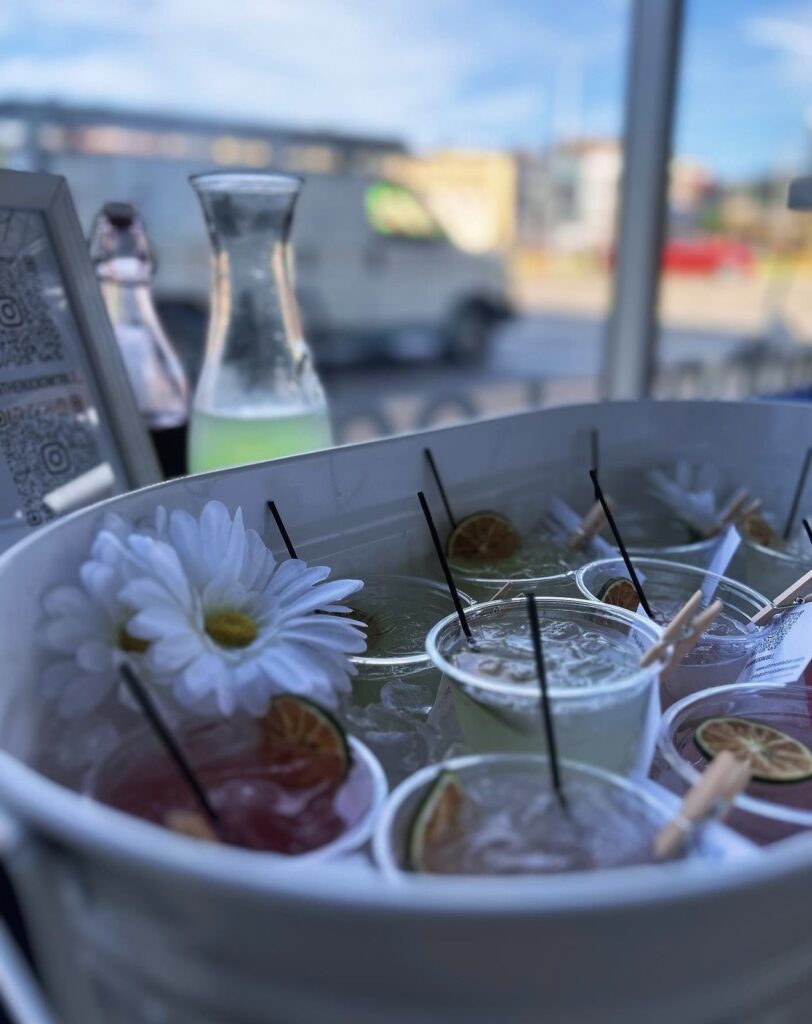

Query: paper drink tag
[545,496,613,558]
[737,604,812,685]
[701,525,741,603]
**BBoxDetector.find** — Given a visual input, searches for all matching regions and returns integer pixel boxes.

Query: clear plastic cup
[448,565,580,603]
[740,529,812,602]
[576,557,777,707]
[659,683,812,846]
[87,722,388,861]
[426,597,664,775]
[447,527,583,604]
[349,575,474,708]
[339,576,473,788]
[613,508,719,569]
[372,753,678,879]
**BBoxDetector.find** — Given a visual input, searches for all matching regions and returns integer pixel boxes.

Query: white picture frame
[0,168,160,550]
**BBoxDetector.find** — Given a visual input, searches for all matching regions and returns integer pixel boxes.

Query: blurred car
[660,236,756,277]
[292,175,511,364]
[607,236,756,277]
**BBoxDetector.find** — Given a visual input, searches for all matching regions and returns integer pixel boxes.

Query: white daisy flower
[120,500,366,716]
[40,523,150,718]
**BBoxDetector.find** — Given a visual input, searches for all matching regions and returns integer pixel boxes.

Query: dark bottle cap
[103,202,136,230]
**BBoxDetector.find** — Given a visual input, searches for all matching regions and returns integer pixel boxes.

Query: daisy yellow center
[119,626,149,655]
[205,610,258,649]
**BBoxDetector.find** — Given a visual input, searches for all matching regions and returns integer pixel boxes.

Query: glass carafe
[188,172,332,473]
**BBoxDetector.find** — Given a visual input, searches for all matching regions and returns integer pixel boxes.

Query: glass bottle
[188,172,332,473]
[90,202,190,478]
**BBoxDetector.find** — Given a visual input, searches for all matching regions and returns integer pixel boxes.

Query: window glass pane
[0,1,630,444]
[658,0,812,401]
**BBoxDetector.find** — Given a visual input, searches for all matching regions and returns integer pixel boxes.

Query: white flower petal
[76,640,115,673]
[148,631,205,672]
[43,615,102,653]
[42,585,92,619]
[241,529,276,591]
[80,561,122,607]
[42,660,112,718]
[278,579,365,618]
[280,619,367,654]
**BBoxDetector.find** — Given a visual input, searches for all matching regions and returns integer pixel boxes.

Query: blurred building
[544,138,621,255]
[382,149,518,253]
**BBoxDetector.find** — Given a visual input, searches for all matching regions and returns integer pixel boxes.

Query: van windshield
[365,182,445,241]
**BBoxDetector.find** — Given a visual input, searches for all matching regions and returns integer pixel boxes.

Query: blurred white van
[292,174,511,363]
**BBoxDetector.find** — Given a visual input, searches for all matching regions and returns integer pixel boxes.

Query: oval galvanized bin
[0,400,810,1024]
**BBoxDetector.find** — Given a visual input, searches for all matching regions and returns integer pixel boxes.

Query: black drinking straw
[782,447,812,541]
[804,518,812,550]
[118,662,221,831]
[589,468,653,619]
[524,591,565,809]
[590,427,600,476]
[424,448,457,529]
[267,500,299,559]
[418,490,473,642]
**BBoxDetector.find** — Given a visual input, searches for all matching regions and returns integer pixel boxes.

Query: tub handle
[0,809,60,1024]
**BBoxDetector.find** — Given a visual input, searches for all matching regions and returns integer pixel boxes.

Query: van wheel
[445,303,492,364]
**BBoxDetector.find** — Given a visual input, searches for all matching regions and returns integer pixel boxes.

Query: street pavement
[324,312,751,443]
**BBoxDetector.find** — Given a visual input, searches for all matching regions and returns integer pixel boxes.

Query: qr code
[0,256,63,368]
[755,606,802,654]
[0,393,103,526]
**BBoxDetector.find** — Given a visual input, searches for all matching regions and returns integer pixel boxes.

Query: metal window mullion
[603,0,685,400]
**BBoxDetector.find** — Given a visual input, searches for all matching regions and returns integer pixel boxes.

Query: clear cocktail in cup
[576,557,776,707]
[612,508,719,569]
[373,753,681,878]
[426,597,664,775]
[659,683,812,845]
[739,516,812,600]
[88,706,387,859]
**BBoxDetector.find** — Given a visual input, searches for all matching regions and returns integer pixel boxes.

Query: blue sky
[0,0,811,182]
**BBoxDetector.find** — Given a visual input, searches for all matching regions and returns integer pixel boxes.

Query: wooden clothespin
[165,810,219,843]
[751,568,812,626]
[737,497,762,524]
[704,488,751,538]
[565,499,610,550]
[654,751,751,859]
[639,590,723,677]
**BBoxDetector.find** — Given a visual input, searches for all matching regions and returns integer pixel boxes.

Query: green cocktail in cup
[447,521,590,602]
[576,557,777,707]
[426,597,664,775]
[340,575,473,786]
[348,575,473,707]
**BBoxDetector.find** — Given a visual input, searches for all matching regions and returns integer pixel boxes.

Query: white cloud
[746,6,812,87]
[0,0,624,149]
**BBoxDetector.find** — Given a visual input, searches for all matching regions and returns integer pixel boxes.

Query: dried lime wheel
[261,695,351,784]
[695,716,812,783]
[597,577,639,611]
[741,512,778,549]
[407,770,465,871]
[446,511,520,563]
